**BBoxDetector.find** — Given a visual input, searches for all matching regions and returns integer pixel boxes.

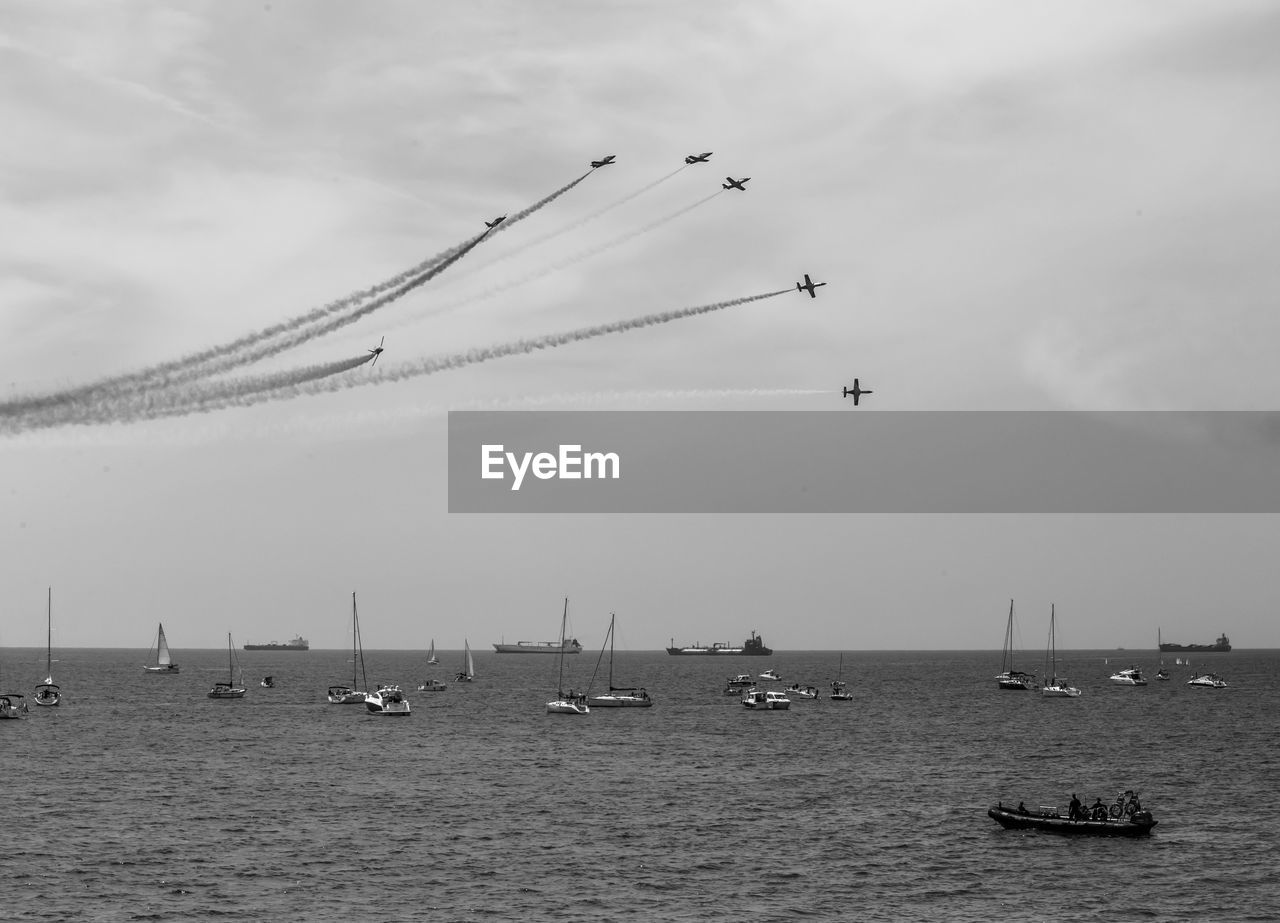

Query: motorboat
[0,692,28,719]
[742,689,790,710]
[260,676,275,688]
[785,683,819,699]
[1187,673,1228,688]
[726,674,754,687]
[988,801,1156,836]
[365,684,411,715]
[416,679,447,692]
[1109,667,1147,686]
[758,669,781,681]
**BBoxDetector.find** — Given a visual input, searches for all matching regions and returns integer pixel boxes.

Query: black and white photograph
[3,2,1279,920]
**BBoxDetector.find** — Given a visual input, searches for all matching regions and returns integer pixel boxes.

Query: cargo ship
[1158,632,1231,653]
[243,635,310,651]
[666,631,772,656]
[493,638,583,654]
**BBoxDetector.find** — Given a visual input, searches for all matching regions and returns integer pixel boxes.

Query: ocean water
[2,647,1278,922]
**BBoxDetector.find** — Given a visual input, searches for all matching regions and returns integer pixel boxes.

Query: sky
[3,0,1279,653]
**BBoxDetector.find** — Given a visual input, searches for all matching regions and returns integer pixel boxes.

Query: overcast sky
[3,1,1279,652]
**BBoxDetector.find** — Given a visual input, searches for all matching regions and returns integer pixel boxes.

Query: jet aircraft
[590,155,616,168]
[722,176,750,191]
[484,216,507,229]
[685,152,713,164]
[796,274,827,298]
[842,379,872,405]
[368,336,385,367]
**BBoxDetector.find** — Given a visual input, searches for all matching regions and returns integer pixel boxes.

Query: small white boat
[0,692,28,719]
[143,622,180,674]
[329,592,369,704]
[365,684,412,715]
[546,598,589,715]
[758,669,782,681]
[260,676,275,689]
[1040,605,1081,698]
[455,640,475,683]
[1187,673,1227,688]
[416,679,447,692]
[34,588,61,707]
[726,674,754,687]
[207,633,247,699]
[831,653,853,700]
[1109,667,1148,686]
[785,683,819,700]
[742,689,791,710]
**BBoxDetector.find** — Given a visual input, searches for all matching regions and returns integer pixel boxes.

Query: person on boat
[1016,802,1029,815]
[1069,793,1082,820]
[1091,797,1108,820]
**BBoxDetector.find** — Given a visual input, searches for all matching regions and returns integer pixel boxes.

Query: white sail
[465,641,475,679]
[157,624,172,667]
[427,639,438,665]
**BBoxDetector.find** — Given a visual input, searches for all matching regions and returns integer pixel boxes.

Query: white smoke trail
[5,288,791,432]
[1,172,597,416]
[461,166,688,277]
[412,191,725,323]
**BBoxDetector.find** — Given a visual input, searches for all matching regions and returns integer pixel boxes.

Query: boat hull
[546,698,590,714]
[493,640,582,654]
[988,805,1156,836]
[588,693,653,707]
[143,665,180,674]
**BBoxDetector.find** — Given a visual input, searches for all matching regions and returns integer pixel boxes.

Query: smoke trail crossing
[2,171,597,417]
[414,191,725,323]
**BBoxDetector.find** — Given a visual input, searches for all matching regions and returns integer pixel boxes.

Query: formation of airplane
[796,274,827,298]
[842,379,872,405]
[368,336,385,366]
[685,152,713,164]
[590,155,616,168]
[484,216,507,229]
[722,176,750,191]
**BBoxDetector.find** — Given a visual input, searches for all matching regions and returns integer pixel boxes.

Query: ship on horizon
[1158,632,1231,653]
[666,631,772,656]
[493,638,583,654]
[244,635,310,651]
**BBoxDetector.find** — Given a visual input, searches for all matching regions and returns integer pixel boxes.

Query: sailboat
[417,639,447,691]
[1041,604,1081,698]
[143,622,180,673]
[546,598,589,715]
[328,591,369,704]
[587,613,653,707]
[996,599,1037,690]
[1,631,28,719]
[1155,628,1171,680]
[207,633,247,698]
[454,640,475,683]
[830,652,853,701]
[427,639,439,665]
[34,587,61,707]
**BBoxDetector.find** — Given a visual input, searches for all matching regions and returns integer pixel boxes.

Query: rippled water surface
[3,648,1278,921]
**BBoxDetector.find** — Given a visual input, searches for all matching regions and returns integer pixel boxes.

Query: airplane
[685,152,713,164]
[590,155,616,168]
[484,216,506,229]
[367,336,385,367]
[722,176,750,191]
[796,274,827,298]
[842,379,872,405]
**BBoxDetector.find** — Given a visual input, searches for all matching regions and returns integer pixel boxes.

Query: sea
[2,647,1278,922]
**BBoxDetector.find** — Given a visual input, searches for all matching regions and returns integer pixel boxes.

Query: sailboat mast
[557,597,568,696]
[46,587,53,678]
[608,613,616,690]
[351,592,358,689]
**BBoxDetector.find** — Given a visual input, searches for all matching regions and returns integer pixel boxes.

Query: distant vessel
[547,598,589,715]
[327,592,368,705]
[996,599,1036,690]
[143,622,180,674]
[455,640,476,683]
[665,631,772,656]
[493,638,582,654]
[207,633,247,699]
[1159,632,1231,653]
[34,587,61,707]
[244,635,309,651]
[587,613,653,708]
